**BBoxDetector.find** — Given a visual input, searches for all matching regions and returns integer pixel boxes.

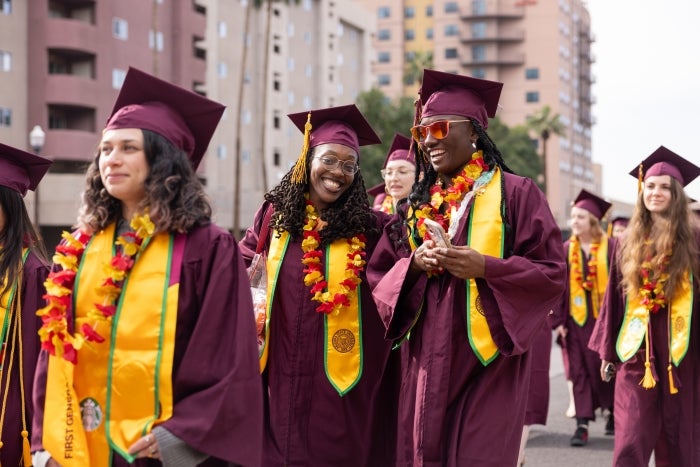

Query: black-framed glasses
[313,155,359,175]
[410,119,471,143]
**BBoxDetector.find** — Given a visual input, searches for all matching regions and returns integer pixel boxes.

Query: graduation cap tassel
[668,364,679,394]
[291,112,312,185]
[640,328,656,389]
[637,163,643,194]
[21,430,31,466]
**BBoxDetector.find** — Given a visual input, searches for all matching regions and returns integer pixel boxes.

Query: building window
[2,0,11,14]
[472,45,486,61]
[304,31,311,44]
[472,68,486,79]
[0,107,11,127]
[288,57,295,71]
[217,62,228,78]
[0,50,11,71]
[445,24,459,36]
[405,29,415,41]
[273,149,281,167]
[112,68,127,89]
[445,2,458,13]
[378,74,390,86]
[472,22,487,38]
[273,72,281,91]
[526,91,540,103]
[426,28,433,39]
[472,0,486,15]
[273,111,281,129]
[303,0,311,10]
[305,64,312,77]
[378,51,391,63]
[526,68,539,79]
[149,30,164,51]
[445,48,458,59]
[113,17,128,40]
[218,21,227,38]
[426,5,433,16]
[377,29,390,41]
[404,6,414,18]
[216,145,227,160]
[378,6,390,18]
[405,51,416,61]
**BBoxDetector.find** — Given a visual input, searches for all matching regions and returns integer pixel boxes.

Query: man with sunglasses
[367,69,566,466]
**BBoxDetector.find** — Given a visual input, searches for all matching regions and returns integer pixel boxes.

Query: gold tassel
[668,364,678,394]
[641,361,656,389]
[291,112,313,185]
[21,430,32,466]
[637,163,643,193]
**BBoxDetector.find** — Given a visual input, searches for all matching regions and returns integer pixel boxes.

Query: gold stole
[262,231,362,395]
[568,236,609,326]
[465,168,503,365]
[617,272,693,365]
[43,224,178,465]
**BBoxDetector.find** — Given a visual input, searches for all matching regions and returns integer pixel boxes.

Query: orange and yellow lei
[639,251,670,314]
[36,214,155,364]
[570,239,599,291]
[301,200,366,314]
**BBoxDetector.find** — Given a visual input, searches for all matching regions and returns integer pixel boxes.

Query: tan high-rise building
[355,0,602,228]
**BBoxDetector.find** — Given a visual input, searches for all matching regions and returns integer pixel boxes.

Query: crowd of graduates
[1,65,699,467]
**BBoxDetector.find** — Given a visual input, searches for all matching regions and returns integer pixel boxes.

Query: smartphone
[422,218,451,248]
[603,362,615,382]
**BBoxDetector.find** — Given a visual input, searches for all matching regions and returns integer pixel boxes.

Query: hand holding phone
[603,362,615,382]
[422,218,451,248]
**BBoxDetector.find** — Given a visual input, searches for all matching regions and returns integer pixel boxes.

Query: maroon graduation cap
[628,145,700,187]
[573,189,612,220]
[382,133,414,168]
[0,143,52,196]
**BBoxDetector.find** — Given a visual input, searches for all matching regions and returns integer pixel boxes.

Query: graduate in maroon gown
[589,146,700,466]
[0,143,51,466]
[31,67,262,467]
[239,105,399,466]
[367,69,566,466]
[552,189,615,446]
[373,133,415,214]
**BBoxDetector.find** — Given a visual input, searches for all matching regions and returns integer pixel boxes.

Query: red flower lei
[570,238,599,291]
[301,200,366,314]
[639,253,670,314]
[36,214,155,364]
[413,150,488,242]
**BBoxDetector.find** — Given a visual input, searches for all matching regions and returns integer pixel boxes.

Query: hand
[555,324,567,341]
[411,240,442,273]
[600,360,615,382]
[432,245,485,279]
[127,433,160,460]
[47,459,62,467]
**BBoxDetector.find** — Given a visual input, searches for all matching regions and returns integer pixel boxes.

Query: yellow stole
[0,250,28,368]
[568,236,609,326]
[262,231,362,395]
[42,224,179,465]
[617,272,693,365]
[465,168,503,365]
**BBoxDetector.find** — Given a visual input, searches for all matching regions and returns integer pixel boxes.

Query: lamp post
[29,124,46,227]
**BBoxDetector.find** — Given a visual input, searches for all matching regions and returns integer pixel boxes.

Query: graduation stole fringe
[264,231,363,395]
[42,225,180,466]
[291,112,312,185]
[567,236,609,326]
[616,272,693,393]
[0,250,32,466]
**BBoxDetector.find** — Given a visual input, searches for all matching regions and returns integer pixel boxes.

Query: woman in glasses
[367,69,566,466]
[370,133,415,214]
[240,104,399,466]
[589,147,700,467]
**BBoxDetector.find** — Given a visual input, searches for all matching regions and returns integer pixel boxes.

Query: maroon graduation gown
[240,202,399,467]
[551,238,615,420]
[367,173,566,467]
[0,252,48,466]
[32,224,263,466]
[589,234,700,466]
[524,315,552,426]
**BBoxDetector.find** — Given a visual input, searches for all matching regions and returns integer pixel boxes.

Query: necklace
[301,200,366,315]
[37,214,155,363]
[639,252,670,314]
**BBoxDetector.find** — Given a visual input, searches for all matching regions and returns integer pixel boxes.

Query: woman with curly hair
[589,146,700,466]
[239,104,399,466]
[31,67,262,467]
[367,69,566,466]
[0,143,51,467]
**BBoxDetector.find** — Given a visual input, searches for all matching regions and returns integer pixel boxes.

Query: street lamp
[29,124,46,226]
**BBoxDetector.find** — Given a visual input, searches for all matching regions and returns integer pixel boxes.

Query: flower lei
[413,150,488,242]
[301,200,366,314]
[570,238,599,291]
[379,194,394,214]
[639,251,670,314]
[36,214,155,364]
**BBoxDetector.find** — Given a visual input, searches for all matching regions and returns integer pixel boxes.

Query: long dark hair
[77,129,212,234]
[0,186,48,296]
[264,146,379,245]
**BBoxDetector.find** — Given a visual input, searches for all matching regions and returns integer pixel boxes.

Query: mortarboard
[287,104,381,184]
[628,145,700,188]
[573,189,612,220]
[419,69,503,129]
[367,183,386,197]
[383,133,414,168]
[610,216,629,227]
[0,143,52,196]
[104,67,225,169]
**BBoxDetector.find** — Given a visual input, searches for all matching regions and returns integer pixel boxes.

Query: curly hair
[620,179,700,301]
[77,129,212,234]
[264,146,379,245]
[0,186,48,296]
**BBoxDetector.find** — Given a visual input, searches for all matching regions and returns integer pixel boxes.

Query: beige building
[356,0,603,228]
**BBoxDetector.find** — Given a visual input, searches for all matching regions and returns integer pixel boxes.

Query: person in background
[608,216,630,239]
[0,143,51,467]
[367,69,566,466]
[239,104,399,466]
[372,133,415,214]
[31,67,263,467]
[589,146,700,466]
[552,189,616,447]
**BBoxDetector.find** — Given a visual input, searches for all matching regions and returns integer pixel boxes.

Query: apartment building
[356,0,602,228]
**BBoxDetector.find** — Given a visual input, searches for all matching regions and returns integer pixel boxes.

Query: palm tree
[404,50,433,87]
[526,105,565,196]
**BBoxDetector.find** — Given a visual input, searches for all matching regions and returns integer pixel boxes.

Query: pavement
[522,338,656,467]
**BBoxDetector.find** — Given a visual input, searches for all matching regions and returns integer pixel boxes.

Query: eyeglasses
[313,155,359,175]
[410,119,471,142]
[380,168,415,179]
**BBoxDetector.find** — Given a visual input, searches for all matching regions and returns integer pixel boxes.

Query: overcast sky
[585,0,700,204]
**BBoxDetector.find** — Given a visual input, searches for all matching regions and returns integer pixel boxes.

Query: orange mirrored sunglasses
[410,119,471,143]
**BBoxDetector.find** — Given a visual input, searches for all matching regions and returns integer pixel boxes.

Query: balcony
[43,128,98,162]
[460,0,526,21]
[460,29,525,44]
[45,17,98,54]
[45,74,98,107]
[461,51,525,67]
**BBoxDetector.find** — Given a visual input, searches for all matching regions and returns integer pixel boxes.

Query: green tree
[525,105,565,196]
[488,117,542,187]
[404,50,433,86]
